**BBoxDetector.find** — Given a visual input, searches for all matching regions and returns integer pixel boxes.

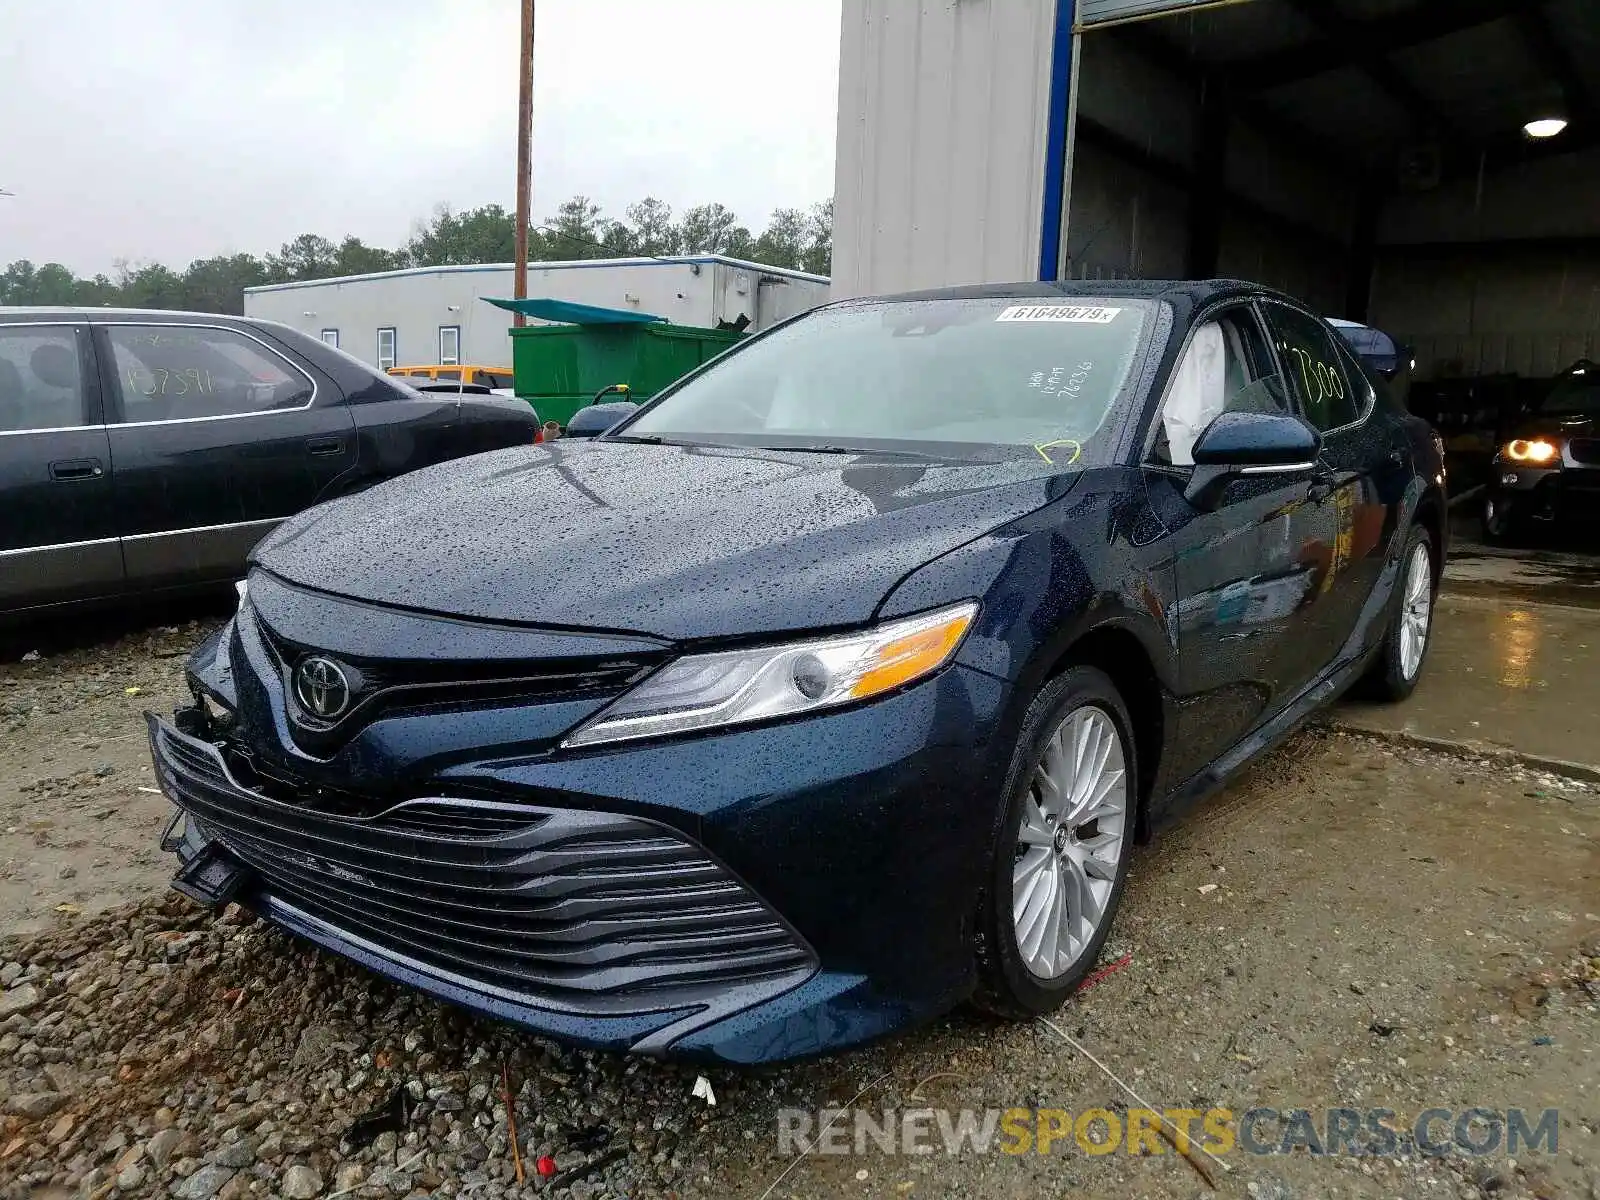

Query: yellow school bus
[388,365,514,389]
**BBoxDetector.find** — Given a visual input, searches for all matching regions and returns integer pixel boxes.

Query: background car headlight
[1505,438,1558,464]
[562,602,979,749]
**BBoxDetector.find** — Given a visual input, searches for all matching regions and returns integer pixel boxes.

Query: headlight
[561,602,978,749]
[1505,438,1558,464]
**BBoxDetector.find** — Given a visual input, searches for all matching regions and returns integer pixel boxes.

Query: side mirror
[566,400,640,439]
[1184,411,1321,510]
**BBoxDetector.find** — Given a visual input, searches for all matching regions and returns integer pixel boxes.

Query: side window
[0,326,88,433]
[106,326,314,423]
[1262,305,1361,432]
[1157,310,1286,466]
[436,368,461,382]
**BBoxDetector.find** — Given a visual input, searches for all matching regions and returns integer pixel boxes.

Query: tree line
[0,195,833,315]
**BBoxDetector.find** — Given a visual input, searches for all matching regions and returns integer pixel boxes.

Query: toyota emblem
[294,656,352,720]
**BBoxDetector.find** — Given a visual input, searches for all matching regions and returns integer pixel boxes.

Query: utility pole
[513,0,535,328]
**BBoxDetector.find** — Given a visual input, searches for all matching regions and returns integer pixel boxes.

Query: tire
[973,666,1137,1017]
[1481,495,1520,547]
[1369,524,1435,702]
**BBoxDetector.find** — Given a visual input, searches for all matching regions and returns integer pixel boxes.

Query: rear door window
[105,325,314,423]
[0,326,90,432]
[1261,304,1361,433]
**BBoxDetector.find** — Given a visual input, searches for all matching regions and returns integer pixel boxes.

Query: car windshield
[623,298,1155,463]
[1540,374,1600,416]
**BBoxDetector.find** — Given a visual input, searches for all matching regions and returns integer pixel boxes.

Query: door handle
[49,458,104,482]
[306,437,345,457]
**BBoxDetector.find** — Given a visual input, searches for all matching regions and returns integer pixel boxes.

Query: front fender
[878,479,1179,794]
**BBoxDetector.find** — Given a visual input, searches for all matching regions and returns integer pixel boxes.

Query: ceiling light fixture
[1523,117,1569,140]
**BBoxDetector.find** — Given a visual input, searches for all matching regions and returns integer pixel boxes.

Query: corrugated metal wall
[1372,150,1600,380]
[831,0,1061,298]
[830,0,1598,382]
[1372,245,1600,381]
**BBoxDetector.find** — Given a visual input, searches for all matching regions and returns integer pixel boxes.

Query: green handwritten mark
[1034,439,1083,466]
[1284,345,1345,404]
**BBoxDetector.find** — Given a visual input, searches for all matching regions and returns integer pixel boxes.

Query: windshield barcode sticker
[997,305,1123,324]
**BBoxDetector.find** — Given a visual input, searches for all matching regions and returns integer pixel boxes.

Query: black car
[150,280,1446,1064]
[0,308,539,623]
[1483,360,1600,543]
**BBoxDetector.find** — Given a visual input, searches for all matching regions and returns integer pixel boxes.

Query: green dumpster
[486,298,744,427]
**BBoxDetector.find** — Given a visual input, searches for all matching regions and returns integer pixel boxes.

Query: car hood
[252,440,1077,641]
[1510,413,1598,439]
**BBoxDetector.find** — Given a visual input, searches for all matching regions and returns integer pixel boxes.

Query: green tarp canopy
[483,297,666,325]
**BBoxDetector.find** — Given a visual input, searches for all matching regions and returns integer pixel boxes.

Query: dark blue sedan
[149,280,1447,1063]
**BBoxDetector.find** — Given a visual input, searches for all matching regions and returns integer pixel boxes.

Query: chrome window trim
[1255,298,1377,439]
[1239,461,1316,476]
[0,535,118,558]
[0,424,105,438]
[0,320,97,436]
[122,517,280,542]
[97,321,320,427]
[0,517,277,557]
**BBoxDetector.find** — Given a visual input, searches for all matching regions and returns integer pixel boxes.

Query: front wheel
[1482,495,1521,547]
[974,667,1136,1017]
[1369,525,1435,702]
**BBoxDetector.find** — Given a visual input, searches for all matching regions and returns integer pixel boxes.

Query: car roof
[847,278,1291,308]
[0,305,268,323]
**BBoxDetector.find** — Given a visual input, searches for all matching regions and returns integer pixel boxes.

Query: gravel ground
[1,626,1597,1199]
[0,615,226,938]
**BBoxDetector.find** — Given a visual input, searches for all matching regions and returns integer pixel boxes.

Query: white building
[831,0,1600,382]
[243,256,830,372]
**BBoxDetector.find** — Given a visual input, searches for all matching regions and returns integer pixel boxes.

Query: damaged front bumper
[149,712,819,1059]
[154,602,1009,1064]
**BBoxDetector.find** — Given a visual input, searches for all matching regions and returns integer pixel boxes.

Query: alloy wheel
[1399,543,1432,681]
[1011,705,1129,980]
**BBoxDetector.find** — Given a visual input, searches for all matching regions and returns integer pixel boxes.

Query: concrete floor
[1334,512,1600,772]
[1336,592,1600,773]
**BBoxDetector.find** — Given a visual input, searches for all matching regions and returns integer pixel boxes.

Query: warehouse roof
[1105,0,1597,187]
[243,255,829,295]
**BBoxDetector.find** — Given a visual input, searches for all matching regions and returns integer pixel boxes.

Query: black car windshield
[1540,374,1600,416]
[623,298,1155,462]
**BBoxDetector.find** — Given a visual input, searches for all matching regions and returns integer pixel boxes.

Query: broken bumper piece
[148,713,819,1060]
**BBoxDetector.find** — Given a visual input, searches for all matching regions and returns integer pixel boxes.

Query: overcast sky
[0,0,842,276]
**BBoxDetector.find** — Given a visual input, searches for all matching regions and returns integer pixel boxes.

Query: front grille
[1569,438,1600,466]
[151,718,814,1013]
[248,607,660,737]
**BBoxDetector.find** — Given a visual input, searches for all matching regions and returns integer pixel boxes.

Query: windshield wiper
[776,444,943,460]
[602,433,665,445]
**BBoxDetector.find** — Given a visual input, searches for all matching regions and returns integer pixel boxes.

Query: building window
[438,325,461,366]
[377,327,397,370]
[320,329,340,348]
